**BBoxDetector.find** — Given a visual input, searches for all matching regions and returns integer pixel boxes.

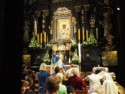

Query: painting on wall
[51,7,73,43]
[102,51,118,66]
[22,54,31,66]
[56,18,71,40]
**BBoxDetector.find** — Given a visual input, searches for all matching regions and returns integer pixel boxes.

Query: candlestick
[96,28,98,39]
[40,33,42,43]
[86,29,88,41]
[37,34,39,43]
[78,29,80,41]
[82,27,85,41]
[44,32,46,43]
[34,19,37,35]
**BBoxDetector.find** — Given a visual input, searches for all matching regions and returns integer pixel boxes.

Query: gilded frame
[102,51,118,66]
[51,7,73,43]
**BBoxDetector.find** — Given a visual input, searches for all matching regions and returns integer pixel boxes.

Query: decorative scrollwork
[54,7,72,16]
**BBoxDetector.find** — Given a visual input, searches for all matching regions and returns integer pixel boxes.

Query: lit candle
[96,28,98,39]
[82,27,85,41]
[50,29,52,34]
[78,42,81,63]
[44,32,46,43]
[86,29,88,41]
[78,29,80,41]
[34,19,37,35]
[37,34,39,43]
[40,33,42,43]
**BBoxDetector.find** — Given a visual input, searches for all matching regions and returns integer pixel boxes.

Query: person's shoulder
[60,83,67,88]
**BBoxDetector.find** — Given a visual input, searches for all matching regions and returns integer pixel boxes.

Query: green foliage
[71,38,77,48]
[43,51,51,63]
[46,43,52,49]
[82,29,97,47]
[72,49,79,63]
[28,34,42,49]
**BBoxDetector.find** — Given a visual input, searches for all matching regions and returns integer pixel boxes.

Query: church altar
[46,64,79,73]
[31,64,79,73]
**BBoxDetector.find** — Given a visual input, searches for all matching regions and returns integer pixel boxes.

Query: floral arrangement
[43,51,51,64]
[71,38,77,47]
[82,29,97,47]
[72,49,79,63]
[28,34,42,49]
[46,43,52,49]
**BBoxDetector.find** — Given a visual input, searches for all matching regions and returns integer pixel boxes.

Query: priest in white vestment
[85,70,103,94]
[102,73,118,94]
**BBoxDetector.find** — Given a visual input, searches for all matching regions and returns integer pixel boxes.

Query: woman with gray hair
[36,63,50,94]
[66,68,86,90]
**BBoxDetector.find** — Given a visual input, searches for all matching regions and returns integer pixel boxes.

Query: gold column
[78,29,80,41]
[44,32,46,43]
[96,28,98,39]
[34,19,37,35]
[82,27,85,41]
[86,29,88,41]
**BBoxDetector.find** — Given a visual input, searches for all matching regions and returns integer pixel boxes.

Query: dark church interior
[0,0,125,94]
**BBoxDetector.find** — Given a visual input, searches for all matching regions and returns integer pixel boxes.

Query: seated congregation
[21,63,119,94]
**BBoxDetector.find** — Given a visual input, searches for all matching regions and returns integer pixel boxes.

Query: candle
[96,28,98,39]
[40,33,42,43]
[34,19,37,35]
[37,34,39,43]
[50,29,52,34]
[78,42,81,63]
[82,27,85,41]
[86,29,88,41]
[78,29,80,41]
[44,32,46,43]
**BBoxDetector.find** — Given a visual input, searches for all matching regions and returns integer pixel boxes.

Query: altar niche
[50,7,74,64]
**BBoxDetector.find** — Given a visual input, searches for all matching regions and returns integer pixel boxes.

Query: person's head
[27,69,33,76]
[94,70,101,74]
[62,24,66,29]
[53,52,56,57]
[56,51,60,55]
[67,86,75,94]
[54,66,60,74]
[22,80,30,87]
[71,68,79,76]
[39,63,47,71]
[22,64,27,72]
[56,73,64,83]
[45,76,60,94]
[104,67,108,72]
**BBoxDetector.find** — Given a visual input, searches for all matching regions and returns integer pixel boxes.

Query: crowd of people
[21,51,119,94]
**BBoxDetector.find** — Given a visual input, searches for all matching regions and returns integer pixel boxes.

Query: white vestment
[102,73,118,94]
[85,74,103,94]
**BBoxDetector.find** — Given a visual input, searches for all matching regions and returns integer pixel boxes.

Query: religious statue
[23,21,30,43]
[99,7,114,49]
